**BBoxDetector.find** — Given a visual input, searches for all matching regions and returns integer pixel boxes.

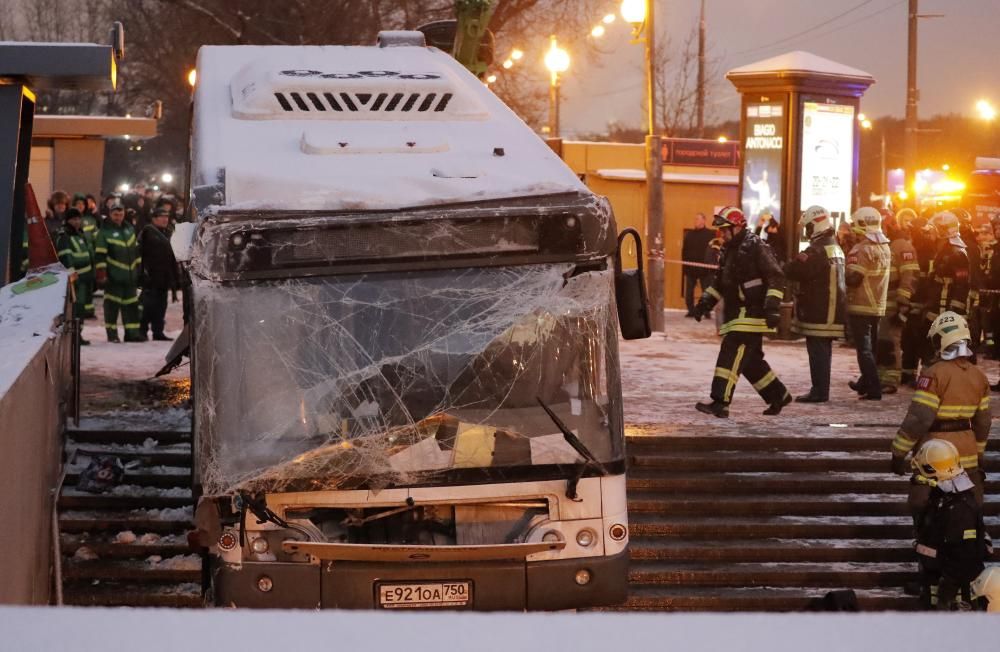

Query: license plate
[377,581,472,609]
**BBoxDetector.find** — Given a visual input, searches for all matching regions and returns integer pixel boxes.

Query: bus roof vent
[231,60,487,121]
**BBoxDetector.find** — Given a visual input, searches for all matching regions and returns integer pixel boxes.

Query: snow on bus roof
[191,44,585,214]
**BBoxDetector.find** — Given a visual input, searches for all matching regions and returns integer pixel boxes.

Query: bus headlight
[251,536,270,554]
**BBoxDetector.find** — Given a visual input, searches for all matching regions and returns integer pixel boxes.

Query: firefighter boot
[695,401,729,418]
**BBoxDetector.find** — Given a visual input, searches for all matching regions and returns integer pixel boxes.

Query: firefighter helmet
[911,439,964,482]
[952,207,973,228]
[930,211,962,241]
[972,567,1000,612]
[895,208,918,231]
[800,205,832,239]
[713,206,747,229]
[850,206,883,236]
[928,310,972,355]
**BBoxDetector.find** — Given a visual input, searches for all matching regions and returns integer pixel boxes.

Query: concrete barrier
[0,270,72,604]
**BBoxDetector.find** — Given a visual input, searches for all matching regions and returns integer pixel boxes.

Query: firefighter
[783,205,845,403]
[918,212,971,368]
[691,206,791,418]
[94,200,143,343]
[845,207,892,400]
[910,439,992,610]
[902,212,935,384]
[969,221,996,350]
[54,208,94,345]
[875,212,919,393]
[891,311,989,517]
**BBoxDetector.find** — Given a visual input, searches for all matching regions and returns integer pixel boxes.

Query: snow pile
[0,267,68,398]
[5,608,1000,652]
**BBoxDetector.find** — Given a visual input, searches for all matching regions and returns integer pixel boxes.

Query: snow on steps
[59,427,200,608]
[622,429,997,612]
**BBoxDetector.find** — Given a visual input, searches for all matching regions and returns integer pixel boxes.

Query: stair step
[627,562,915,588]
[63,558,202,583]
[628,516,1000,540]
[59,509,193,535]
[626,435,1000,453]
[629,539,913,563]
[62,539,191,560]
[626,473,1000,494]
[629,454,1000,473]
[626,494,1000,516]
[607,586,918,612]
[65,471,190,489]
[59,490,192,511]
[62,582,203,608]
[67,430,191,445]
[71,449,191,466]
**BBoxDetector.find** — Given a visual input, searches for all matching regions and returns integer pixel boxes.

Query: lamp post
[621,0,664,331]
[859,116,886,205]
[543,36,569,138]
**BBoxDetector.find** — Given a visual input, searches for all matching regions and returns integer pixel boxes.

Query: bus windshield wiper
[536,397,607,501]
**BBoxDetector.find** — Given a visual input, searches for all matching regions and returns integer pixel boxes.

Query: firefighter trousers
[104,281,142,340]
[71,277,93,321]
[876,315,903,386]
[711,331,789,406]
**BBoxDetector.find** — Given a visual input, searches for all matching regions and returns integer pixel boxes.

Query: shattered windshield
[194,263,622,494]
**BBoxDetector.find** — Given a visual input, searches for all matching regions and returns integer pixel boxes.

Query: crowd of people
[683,203,995,610]
[45,184,182,345]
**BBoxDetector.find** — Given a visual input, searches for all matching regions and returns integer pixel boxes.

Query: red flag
[25,183,58,269]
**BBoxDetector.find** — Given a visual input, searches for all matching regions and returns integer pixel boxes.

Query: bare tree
[652,25,721,138]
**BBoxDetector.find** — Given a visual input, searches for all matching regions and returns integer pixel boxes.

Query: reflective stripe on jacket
[846,238,891,317]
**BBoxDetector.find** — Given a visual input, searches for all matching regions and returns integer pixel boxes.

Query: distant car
[962,158,1000,227]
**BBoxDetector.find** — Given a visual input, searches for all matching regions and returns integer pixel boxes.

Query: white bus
[184,32,642,610]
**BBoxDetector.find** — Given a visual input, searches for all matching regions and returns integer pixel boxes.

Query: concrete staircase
[57,428,202,607]
[619,428,1000,611]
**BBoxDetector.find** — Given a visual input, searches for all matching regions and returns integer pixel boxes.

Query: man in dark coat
[682,212,715,317]
[139,207,179,341]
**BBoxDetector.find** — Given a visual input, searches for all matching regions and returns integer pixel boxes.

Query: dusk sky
[553,0,1000,137]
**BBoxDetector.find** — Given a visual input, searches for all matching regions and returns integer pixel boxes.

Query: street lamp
[976,99,997,154]
[161,172,174,184]
[620,0,664,330]
[543,35,569,138]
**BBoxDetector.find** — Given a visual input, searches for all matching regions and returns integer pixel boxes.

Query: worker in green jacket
[94,200,143,342]
[76,193,100,318]
[55,208,94,345]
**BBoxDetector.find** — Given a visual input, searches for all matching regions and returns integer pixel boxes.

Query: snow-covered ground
[0,267,68,398]
[619,310,948,431]
[3,607,999,651]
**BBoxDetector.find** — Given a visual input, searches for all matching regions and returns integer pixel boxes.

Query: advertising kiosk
[726,51,875,259]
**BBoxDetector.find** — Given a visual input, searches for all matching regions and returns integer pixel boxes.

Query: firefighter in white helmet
[783,205,846,402]
[891,311,990,516]
[917,211,971,363]
[910,439,992,610]
[845,207,892,399]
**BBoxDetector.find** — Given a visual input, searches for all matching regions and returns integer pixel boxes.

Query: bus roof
[191,42,586,214]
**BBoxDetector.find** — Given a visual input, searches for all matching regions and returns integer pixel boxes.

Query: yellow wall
[563,141,739,310]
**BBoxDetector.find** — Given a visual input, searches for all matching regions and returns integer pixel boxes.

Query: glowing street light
[502,59,513,69]
[510,49,524,61]
[717,136,728,143]
[591,25,606,38]
[161,172,174,184]
[620,0,646,25]
[187,68,197,87]
[486,74,497,84]
[976,99,997,121]
[543,36,570,138]
[857,113,867,123]
[861,119,872,130]
[602,13,616,24]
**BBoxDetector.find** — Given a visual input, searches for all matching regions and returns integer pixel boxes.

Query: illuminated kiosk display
[726,51,875,258]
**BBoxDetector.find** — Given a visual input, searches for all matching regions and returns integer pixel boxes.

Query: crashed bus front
[185,35,640,610]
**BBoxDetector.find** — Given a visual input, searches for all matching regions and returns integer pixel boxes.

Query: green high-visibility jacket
[94,222,141,286]
[56,228,95,282]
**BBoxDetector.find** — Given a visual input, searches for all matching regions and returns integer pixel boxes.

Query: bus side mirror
[614,228,652,340]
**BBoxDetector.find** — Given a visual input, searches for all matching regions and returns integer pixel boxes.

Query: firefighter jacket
[892,358,990,471]
[887,236,919,315]
[845,237,891,317]
[783,232,845,338]
[973,241,995,311]
[920,243,970,319]
[56,226,94,282]
[910,230,937,312]
[94,222,141,286]
[697,229,785,335]
[915,487,992,587]
[81,211,99,246]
